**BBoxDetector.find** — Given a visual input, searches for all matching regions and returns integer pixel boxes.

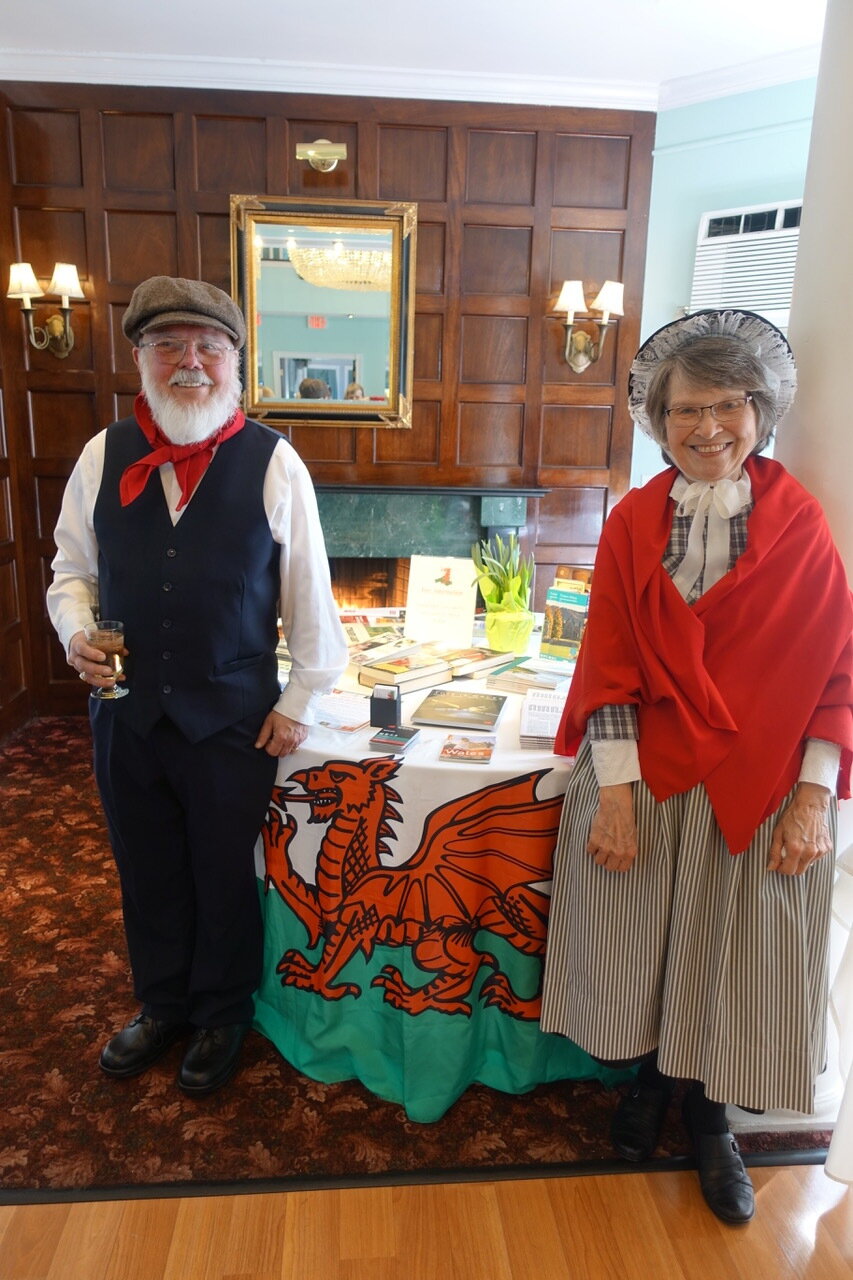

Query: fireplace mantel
[315,487,547,559]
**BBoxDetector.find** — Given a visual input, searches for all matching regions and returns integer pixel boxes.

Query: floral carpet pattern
[0,717,831,1196]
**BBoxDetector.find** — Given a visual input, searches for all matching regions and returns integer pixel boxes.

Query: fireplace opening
[329,557,411,611]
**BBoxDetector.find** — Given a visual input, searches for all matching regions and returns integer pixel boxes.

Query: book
[411,688,507,731]
[356,651,453,685]
[369,725,422,753]
[358,667,453,694]
[438,733,497,763]
[313,689,372,733]
[539,565,591,664]
[518,688,566,750]
[426,645,512,678]
[346,631,423,668]
[485,659,571,695]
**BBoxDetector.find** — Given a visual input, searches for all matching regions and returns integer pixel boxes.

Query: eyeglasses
[137,338,235,366]
[663,395,754,429]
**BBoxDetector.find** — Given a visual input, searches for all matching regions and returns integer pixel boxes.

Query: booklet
[368,725,422,753]
[411,688,507,731]
[438,733,496,763]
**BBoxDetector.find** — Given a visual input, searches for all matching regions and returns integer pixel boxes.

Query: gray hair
[643,335,779,454]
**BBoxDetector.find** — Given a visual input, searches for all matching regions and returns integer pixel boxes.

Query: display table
[253,684,624,1121]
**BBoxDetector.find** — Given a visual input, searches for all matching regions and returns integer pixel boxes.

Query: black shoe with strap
[682,1096,755,1224]
[178,1023,250,1097]
[99,1013,190,1078]
[610,1080,674,1162]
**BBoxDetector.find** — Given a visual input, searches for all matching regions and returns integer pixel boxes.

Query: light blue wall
[631,79,817,485]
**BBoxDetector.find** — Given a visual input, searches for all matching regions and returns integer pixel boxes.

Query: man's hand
[767,781,832,876]
[255,711,308,758]
[587,783,638,873]
[68,628,126,687]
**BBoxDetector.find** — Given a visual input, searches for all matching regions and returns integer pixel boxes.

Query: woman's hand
[587,783,638,873]
[767,781,833,876]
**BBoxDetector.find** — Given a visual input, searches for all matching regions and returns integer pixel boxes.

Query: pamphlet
[403,555,478,648]
[519,688,566,749]
[438,733,496,763]
[313,690,372,733]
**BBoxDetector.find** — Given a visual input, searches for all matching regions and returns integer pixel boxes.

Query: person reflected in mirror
[46,276,348,1098]
[344,381,366,400]
[298,377,329,399]
[540,309,853,1226]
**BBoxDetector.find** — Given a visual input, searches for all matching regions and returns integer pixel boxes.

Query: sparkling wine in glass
[84,620,129,700]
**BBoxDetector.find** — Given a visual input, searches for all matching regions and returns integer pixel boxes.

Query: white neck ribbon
[669,472,752,600]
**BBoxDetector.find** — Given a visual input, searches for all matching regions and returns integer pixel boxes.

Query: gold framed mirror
[230,195,417,427]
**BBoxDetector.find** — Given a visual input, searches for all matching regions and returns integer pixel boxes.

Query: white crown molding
[659,46,821,110]
[0,49,659,110]
[0,45,822,113]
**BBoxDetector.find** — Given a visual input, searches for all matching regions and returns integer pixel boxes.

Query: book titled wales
[411,688,507,731]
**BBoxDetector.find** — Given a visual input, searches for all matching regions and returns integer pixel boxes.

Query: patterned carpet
[0,717,831,1198]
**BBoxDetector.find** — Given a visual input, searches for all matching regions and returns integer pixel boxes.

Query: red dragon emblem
[261,755,562,1019]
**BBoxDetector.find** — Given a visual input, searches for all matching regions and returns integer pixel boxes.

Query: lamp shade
[7,262,43,300]
[590,280,624,317]
[47,262,84,301]
[554,280,587,317]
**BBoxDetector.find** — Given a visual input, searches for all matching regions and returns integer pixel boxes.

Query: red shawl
[556,456,853,853]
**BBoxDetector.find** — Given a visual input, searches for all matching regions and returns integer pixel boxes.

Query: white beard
[139,361,242,445]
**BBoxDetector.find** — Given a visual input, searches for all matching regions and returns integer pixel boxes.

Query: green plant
[471,533,534,613]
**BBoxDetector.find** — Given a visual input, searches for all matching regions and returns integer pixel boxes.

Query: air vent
[689,200,802,317]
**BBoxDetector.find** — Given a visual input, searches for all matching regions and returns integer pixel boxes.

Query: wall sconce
[295,139,348,172]
[554,279,624,373]
[7,261,85,358]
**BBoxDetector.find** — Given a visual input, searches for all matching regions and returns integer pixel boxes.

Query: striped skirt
[540,741,836,1113]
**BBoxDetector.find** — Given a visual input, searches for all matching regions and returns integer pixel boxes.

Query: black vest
[94,416,282,741]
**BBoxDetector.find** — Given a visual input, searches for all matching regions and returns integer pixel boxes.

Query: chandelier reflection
[286,238,391,292]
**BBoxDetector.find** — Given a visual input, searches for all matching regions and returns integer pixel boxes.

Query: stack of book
[356,650,453,694]
[427,645,511,678]
[485,659,572,696]
[518,688,567,750]
[539,566,591,665]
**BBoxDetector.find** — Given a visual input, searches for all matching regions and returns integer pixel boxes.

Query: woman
[540,310,853,1224]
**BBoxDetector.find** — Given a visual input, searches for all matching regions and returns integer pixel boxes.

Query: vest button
[162,619,172,629]
[162,582,173,591]
[162,651,172,660]
[166,547,177,557]
[162,684,172,694]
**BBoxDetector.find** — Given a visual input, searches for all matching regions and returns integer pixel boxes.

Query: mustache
[169,368,215,387]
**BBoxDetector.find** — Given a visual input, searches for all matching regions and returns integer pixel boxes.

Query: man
[47,276,347,1095]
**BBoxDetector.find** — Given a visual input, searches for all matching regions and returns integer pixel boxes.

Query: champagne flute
[84,620,129,700]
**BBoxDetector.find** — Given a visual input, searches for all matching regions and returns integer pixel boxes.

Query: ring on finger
[79,670,88,681]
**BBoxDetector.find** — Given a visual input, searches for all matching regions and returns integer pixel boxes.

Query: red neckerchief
[556,456,853,853]
[119,393,246,510]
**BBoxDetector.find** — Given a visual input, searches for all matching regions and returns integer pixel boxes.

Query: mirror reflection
[231,197,417,427]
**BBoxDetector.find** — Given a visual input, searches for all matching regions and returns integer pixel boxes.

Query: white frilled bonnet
[628,309,797,438]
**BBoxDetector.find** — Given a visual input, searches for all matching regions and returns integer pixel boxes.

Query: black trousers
[90,705,277,1026]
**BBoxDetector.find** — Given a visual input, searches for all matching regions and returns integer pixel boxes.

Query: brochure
[438,733,496,763]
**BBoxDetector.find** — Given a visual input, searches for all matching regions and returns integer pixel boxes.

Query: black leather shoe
[99,1013,189,1078]
[611,1082,674,1161]
[683,1102,755,1223]
[178,1023,250,1097]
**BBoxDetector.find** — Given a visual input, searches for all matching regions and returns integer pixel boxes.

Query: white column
[774,0,853,1183]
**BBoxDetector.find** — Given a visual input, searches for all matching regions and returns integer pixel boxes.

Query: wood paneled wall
[0,82,654,732]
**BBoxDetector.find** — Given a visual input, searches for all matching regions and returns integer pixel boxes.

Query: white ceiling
[0,0,827,111]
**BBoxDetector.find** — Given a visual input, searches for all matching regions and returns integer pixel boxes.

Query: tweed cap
[122,276,246,348]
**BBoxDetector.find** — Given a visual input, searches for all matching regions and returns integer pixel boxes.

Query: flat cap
[122,276,246,348]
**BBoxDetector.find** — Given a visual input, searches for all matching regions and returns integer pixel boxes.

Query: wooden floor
[0,1165,849,1279]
